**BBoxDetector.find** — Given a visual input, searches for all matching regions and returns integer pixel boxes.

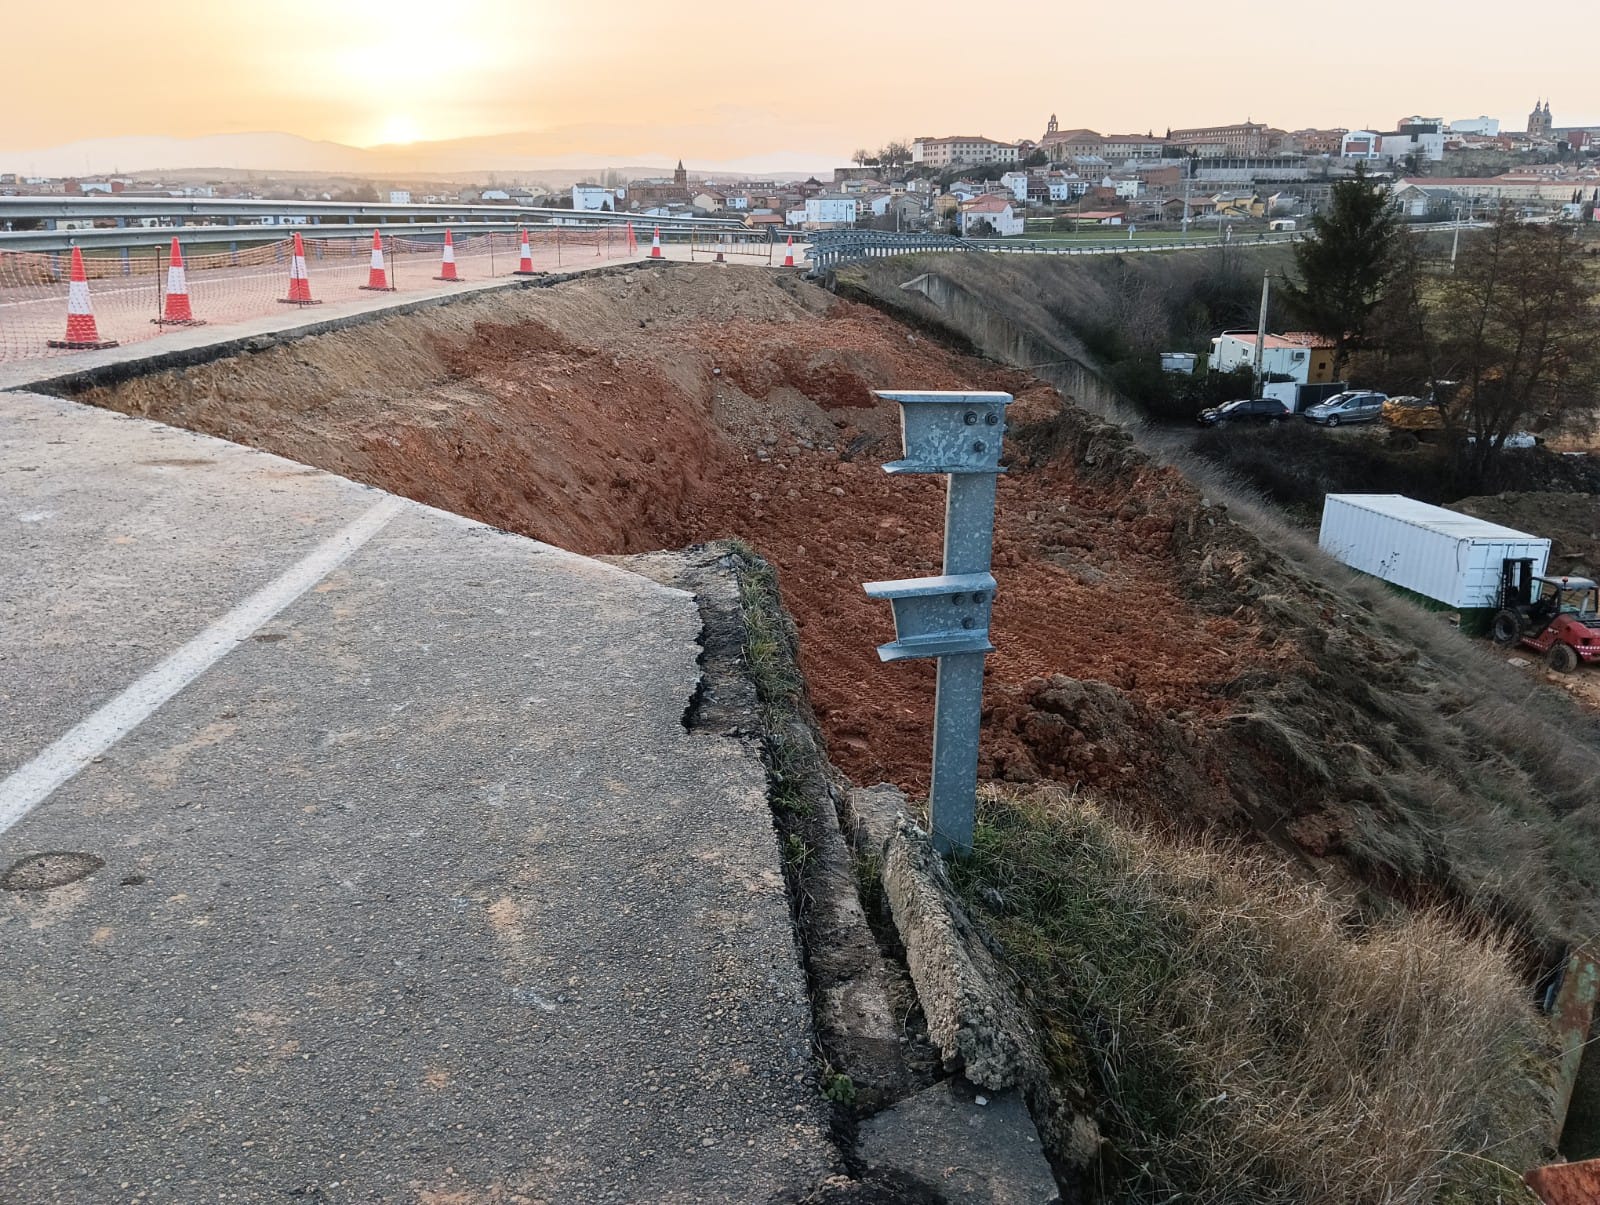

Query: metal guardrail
[0,195,748,229]
[0,219,770,255]
[807,229,1302,270]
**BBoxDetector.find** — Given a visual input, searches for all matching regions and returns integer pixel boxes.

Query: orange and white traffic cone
[48,246,118,349]
[513,228,536,275]
[153,237,205,326]
[714,234,726,263]
[434,228,461,281]
[650,227,663,259]
[360,231,394,291]
[279,233,321,305]
[783,235,795,267]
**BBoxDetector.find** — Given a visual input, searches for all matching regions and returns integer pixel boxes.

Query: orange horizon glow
[1,1,1591,166]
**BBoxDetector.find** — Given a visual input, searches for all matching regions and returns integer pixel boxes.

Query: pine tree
[1280,166,1402,374]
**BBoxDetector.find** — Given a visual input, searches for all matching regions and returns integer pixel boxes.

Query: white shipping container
[1318,494,1550,609]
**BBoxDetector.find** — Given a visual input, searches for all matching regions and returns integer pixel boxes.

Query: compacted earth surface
[71,261,1600,954]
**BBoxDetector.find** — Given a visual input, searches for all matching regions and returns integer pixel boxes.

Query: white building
[387,190,412,205]
[1044,172,1085,200]
[1341,130,1382,159]
[1210,330,1335,383]
[1381,118,1447,163]
[804,197,858,226]
[572,184,621,211]
[864,193,894,217]
[1449,116,1501,136]
[911,135,1020,168]
[958,194,1024,236]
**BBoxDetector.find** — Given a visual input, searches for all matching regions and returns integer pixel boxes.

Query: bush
[1106,361,1255,424]
[953,787,1548,1205]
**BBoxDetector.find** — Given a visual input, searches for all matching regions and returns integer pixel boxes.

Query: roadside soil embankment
[69,260,1600,960]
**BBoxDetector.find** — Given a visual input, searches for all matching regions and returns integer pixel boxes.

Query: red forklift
[1491,558,1600,673]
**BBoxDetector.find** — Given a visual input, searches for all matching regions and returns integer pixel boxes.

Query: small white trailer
[1318,494,1550,614]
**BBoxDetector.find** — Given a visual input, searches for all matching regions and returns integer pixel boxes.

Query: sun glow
[375,113,422,145]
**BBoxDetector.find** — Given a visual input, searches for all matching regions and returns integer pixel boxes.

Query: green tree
[1280,166,1402,375]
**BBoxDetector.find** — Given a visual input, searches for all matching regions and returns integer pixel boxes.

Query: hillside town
[8,102,1600,238]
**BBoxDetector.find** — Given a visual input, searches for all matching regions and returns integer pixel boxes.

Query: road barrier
[689,229,776,263]
[0,225,704,363]
[806,229,1301,271]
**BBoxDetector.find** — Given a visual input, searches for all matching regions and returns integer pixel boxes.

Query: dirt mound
[1452,492,1600,578]
[70,261,1600,954]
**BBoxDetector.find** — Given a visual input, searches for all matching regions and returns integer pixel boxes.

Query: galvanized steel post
[863,390,1012,856]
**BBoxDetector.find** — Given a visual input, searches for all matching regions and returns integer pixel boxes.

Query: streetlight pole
[1451,202,1463,269]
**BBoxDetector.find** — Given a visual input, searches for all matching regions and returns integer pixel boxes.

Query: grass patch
[951,786,1551,1205]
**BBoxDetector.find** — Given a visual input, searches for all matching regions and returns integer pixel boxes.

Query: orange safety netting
[0,226,653,364]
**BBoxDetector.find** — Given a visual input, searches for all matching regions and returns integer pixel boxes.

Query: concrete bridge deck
[0,391,833,1202]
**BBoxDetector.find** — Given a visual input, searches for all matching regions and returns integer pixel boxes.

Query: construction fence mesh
[0,226,783,364]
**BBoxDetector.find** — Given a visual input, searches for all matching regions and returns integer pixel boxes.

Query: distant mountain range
[1,131,838,182]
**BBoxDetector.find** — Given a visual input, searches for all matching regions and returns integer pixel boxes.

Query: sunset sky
[3,0,1591,168]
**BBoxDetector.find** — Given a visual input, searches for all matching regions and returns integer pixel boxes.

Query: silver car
[1304,390,1388,426]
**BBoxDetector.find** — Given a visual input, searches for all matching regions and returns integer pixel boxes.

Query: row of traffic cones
[47,225,796,349]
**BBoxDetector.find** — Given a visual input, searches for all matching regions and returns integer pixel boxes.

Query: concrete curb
[850,786,1036,1090]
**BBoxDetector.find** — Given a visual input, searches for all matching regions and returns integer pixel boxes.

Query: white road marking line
[0,494,407,835]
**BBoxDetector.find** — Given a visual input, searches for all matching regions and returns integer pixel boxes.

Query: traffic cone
[434,228,461,281]
[278,233,321,305]
[360,231,394,291]
[650,227,662,259]
[783,236,795,267]
[48,246,118,349]
[153,238,205,326]
[513,228,536,275]
[714,233,726,263]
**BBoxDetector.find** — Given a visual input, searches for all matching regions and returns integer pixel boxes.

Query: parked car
[1466,431,1543,449]
[1304,390,1388,426]
[1197,398,1290,426]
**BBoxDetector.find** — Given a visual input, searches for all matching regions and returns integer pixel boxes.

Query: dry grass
[954,786,1553,1205]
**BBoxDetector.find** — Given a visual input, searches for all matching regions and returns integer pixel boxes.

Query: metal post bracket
[873,390,1013,475]
[862,572,996,662]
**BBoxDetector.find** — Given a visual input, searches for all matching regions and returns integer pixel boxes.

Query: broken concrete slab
[858,1079,1060,1205]
[852,787,1036,1091]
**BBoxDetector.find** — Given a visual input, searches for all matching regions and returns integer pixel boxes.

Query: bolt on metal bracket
[862,390,1013,857]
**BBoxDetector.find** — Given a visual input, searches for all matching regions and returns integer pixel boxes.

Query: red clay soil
[663,415,1277,795]
[357,275,1288,796]
[1526,1159,1600,1205]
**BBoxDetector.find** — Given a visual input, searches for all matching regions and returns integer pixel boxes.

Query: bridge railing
[806,228,1302,269]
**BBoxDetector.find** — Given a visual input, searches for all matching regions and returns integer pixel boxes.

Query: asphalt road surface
[0,392,833,1202]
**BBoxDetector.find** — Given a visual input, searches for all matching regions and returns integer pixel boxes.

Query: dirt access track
[69,259,1600,956]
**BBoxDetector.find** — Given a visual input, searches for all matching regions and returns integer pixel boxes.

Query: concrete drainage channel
[621,543,1064,1203]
